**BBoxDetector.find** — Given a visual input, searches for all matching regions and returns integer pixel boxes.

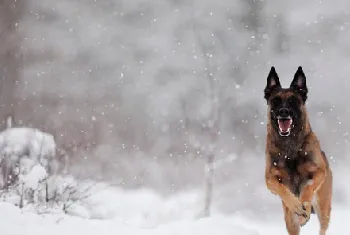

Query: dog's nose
[279,108,290,117]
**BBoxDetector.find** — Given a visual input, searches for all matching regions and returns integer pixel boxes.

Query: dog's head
[264,66,308,137]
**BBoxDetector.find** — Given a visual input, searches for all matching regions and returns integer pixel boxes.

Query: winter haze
[0,0,349,234]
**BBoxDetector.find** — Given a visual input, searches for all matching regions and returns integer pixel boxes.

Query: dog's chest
[271,151,312,195]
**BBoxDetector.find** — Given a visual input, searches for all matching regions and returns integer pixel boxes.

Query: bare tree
[190,0,267,217]
[191,4,225,217]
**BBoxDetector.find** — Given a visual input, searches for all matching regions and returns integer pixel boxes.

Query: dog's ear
[290,66,308,103]
[264,66,281,101]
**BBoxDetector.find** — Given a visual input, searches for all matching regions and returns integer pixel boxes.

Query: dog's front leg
[298,167,326,226]
[266,169,307,217]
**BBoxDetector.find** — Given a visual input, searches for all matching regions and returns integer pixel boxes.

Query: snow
[233,206,348,235]
[0,202,258,235]
[0,189,347,235]
[0,127,345,234]
[19,164,47,190]
[0,186,259,235]
[0,0,347,234]
[83,187,204,226]
[0,127,56,171]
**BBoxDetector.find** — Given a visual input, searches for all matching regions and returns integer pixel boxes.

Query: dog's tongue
[278,119,292,132]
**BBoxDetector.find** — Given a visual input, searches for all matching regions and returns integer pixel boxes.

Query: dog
[263,66,332,235]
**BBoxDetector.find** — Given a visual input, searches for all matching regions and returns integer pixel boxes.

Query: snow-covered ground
[0,126,347,234]
[0,187,347,235]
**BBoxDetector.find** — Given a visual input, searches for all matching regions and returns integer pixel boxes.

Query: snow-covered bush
[0,161,48,207]
[44,174,97,214]
[0,127,57,189]
[0,127,61,210]
[18,159,48,204]
[0,172,95,214]
[0,127,96,214]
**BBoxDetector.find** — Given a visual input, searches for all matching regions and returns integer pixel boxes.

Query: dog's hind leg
[282,201,300,235]
[313,169,332,235]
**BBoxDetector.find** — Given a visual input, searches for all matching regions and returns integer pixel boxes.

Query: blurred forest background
[1,0,350,218]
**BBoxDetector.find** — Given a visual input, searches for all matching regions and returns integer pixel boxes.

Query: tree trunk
[45,182,49,202]
[203,152,214,217]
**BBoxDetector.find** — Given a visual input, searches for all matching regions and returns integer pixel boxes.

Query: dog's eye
[271,97,281,106]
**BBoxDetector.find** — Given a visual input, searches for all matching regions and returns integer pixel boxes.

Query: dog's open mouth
[277,117,292,136]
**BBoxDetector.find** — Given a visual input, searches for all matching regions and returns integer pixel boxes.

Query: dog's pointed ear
[290,66,308,103]
[264,66,281,101]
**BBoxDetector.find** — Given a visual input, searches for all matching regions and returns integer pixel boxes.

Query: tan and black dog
[264,66,332,235]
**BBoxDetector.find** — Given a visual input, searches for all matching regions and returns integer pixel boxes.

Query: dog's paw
[298,202,312,226]
[299,214,310,227]
[286,196,307,217]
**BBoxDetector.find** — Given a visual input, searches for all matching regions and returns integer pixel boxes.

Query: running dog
[264,66,332,235]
